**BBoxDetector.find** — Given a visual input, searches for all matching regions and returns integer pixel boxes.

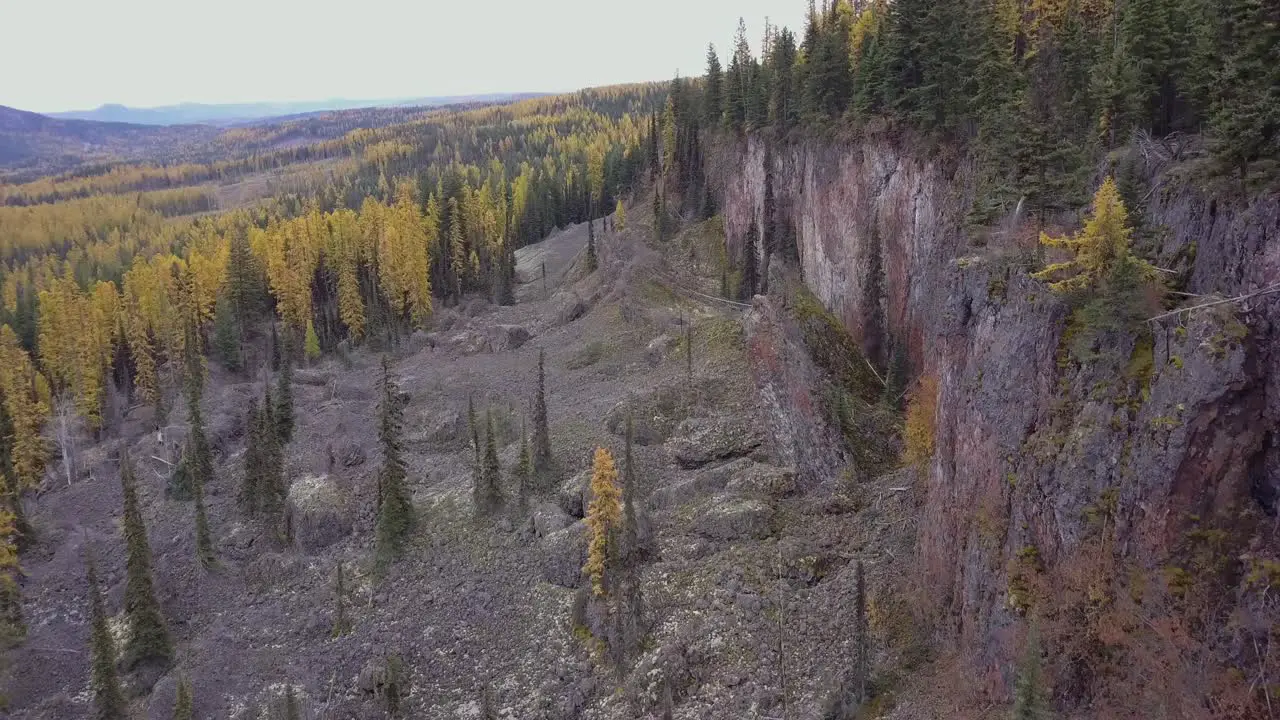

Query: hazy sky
[3,0,806,113]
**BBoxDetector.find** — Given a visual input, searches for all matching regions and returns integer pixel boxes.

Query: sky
[2,0,807,113]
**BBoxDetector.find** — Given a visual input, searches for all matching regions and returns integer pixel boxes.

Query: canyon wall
[712,132,1280,709]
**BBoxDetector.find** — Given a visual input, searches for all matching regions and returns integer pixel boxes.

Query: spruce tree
[275,343,295,445]
[531,350,552,474]
[173,676,194,720]
[739,223,760,302]
[181,317,215,565]
[212,291,241,373]
[332,562,351,637]
[515,418,532,513]
[375,357,414,563]
[239,398,262,516]
[85,549,126,720]
[119,452,172,670]
[620,413,640,566]
[585,217,598,273]
[1011,626,1051,720]
[704,44,724,125]
[258,385,288,541]
[468,395,481,491]
[475,409,503,516]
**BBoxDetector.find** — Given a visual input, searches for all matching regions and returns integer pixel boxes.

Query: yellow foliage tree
[327,207,367,340]
[0,326,50,489]
[584,447,623,597]
[1033,177,1157,294]
[902,375,939,472]
[615,199,626,230]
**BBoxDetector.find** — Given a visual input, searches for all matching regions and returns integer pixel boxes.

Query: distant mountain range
[47,94,548,126]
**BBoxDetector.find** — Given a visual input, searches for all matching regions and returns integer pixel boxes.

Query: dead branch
[1147,282,1280,324]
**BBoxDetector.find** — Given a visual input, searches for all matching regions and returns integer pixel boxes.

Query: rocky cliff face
[711,132,1279,712]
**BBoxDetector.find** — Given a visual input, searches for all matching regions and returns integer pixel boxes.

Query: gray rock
[287,474,352,552]
[553,291,587,324]
[725,463,797,498]
[463,298,491,317]
[666,416,764,469]
[696,496,774,540]
[557,470,592,519]
[532,502,574,538]
[540,520,587,588]
[649,458,752,508]
[485,324,532,352]
[337,443,366,467]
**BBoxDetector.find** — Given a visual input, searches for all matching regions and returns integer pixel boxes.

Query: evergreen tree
[704,44,724,125]
[585,217,598,273]
[257,385,288,540]
[468,394,481,488]
[762,151,779,264]
[615,199,626,230]
[724,18,753,128]
[119,452,172,670]
[1208,0,1280,181]
[739,222,760,302]
[375,356,414,562]
[275,342,295,445]
[0,385,29,548]
[1011,626,1052,719]
[474,408,503,516]
[854,560,868,702]
[226,230,261,333]
[180,316,215,565]
[515,418,532,513]
[212,290,241,372]
[332,561,352,637]
[173,676,194,720]
[769,28,799,129]
[620,413,640,566]
[85,549,126,720]
[304,319,321,362]
[239,398,262,516]
[531,350,552,473]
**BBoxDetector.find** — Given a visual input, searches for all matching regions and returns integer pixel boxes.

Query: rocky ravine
[712,131,1280,714]
[8,202,914,718]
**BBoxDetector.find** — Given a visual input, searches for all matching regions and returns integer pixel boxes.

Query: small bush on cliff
[902,375,939,472]
[1034,177,1162,362]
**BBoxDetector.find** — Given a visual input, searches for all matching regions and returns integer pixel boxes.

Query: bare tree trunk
[56,399,76,487]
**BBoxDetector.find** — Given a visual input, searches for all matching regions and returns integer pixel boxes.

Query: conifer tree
[739,223,760,302]
[585,217,598,273]
[180,316,215,565]
[515,418,532,513]
[119,452,172,670]
[704,44,724,125]
[854,560,868,702]
[0,385,29,548]
[583,448,622,597]
[375,356,413,562]
[257,385,288,540]
[304,319,321,362]
[620,413,640,566]
[275,343,295,445]
[173,676,194,720]
[332,561,351,637]
[615,199,626,230]
[1011,626,1051,719]
[468,395,481,487]
[531,350,552,473]
[85,549,126,720]
[474,409,503,516]
[239,398,262,516]
[212,291,241,373]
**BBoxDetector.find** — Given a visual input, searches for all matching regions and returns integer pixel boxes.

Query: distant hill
[0,105,217,176]
[48,94,549,126]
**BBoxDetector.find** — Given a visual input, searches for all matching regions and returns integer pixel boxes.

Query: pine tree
[769,28,799,129]
[1011,626,1052,719]
[332,561,352,637]
[583,448,622,597]
[515,418,532,513]
[304,319,321,362]
[854,560,868,702]
[239,397,262,516]
[704,44,724,125]
[1208,0,1280,181]
[275,344,295,445]
[474,408,503,516]
[375,356,414,562]
[212,290,241,373]
[119,452,172,670]
[585,217,598,273]
[258,385,288,540]
[531,350,552,473]
[739,223,760,302]
[85,549,126,720]
[173,676,194,720]
[620,413,640,566]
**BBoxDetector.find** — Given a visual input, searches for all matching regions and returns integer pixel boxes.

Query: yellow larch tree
[327,207,367,340]
[0,326,50,489]
[1033,176,1157,294]
[584,447,623,597]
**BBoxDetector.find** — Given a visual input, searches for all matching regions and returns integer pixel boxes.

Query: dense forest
[0,87,666,626]
[678,0,1277,221]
